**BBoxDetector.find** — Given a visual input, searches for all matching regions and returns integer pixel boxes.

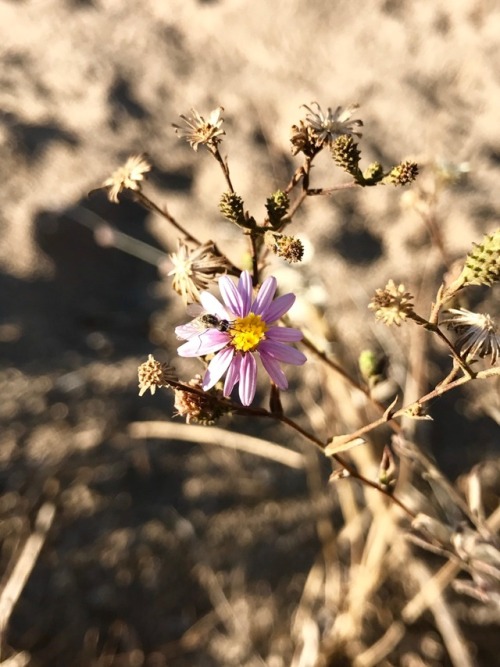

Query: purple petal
[258,340,306,365]
[177,331,230,357]
[252,275,277,316]
[237,271,253,316]
[200,292,230,319]
[262,293,295,323]
[224,353,241,397]
[203,346,235,390]
[239,352,257,406]
[219,275,245,317]
[266,326,303,342]
[259,352,288,390]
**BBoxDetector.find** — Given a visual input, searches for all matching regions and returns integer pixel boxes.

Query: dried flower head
[138,354,177,396]
[303,102,363,147]
[168,241,232,305]
[174,375,229,425]
[264,231,304,263]
[441,308,500,365]
[290,120,320,157]
[102,154,151,203]
[369,280,415,326]
[173,106,225,152]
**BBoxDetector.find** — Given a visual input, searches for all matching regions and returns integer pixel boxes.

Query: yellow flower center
[230,313,268,352]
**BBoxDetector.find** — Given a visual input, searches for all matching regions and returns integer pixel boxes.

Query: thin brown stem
[134,190,200,245]
[211,146,235,193]
[249,233,260,284]
[265,413,415,518]
[165,380,415,518]
[410,309,476,378]
[426,323,476,379]
[329,366,500,447]
[301,334,402,434]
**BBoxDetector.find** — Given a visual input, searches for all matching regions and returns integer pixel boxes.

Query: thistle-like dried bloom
[303,102,363,147]
[174,375,229,425]
[369,280,415,326]
[173,106,225,151]
[459,229,500,288]
[138,354,177,396]
[441,308,500,365]
[264,231,304,263]
[290,120,320,157]
[168,241,232,305]
[387,160,419,186]
[102,154,151,203]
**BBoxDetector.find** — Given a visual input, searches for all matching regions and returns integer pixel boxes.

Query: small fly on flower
[187,304,236,334]
[181,304,237,352]
[195,313,234,333]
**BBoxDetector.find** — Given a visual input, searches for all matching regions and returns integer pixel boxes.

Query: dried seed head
[369,280,415,326]
[264,231,304,264]
[173,375,229,425]
[138,355,177,396]
[168,241,232,305]
[102,154,151,203]
[290,120,320,157]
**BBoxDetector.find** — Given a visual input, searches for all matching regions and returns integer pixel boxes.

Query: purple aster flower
[175,270,306,406]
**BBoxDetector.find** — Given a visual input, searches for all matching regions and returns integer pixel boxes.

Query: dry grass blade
[0,653,30,667]
[128,421,305,468]
[324,436,366,456]
[0,504,56,643]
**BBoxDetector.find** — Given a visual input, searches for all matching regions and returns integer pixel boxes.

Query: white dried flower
[303,102,363,146]
[173,106,225,151]
[102,154,151,203]
[442,308,500,365]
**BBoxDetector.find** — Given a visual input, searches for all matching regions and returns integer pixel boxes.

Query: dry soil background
[1,1,500,666]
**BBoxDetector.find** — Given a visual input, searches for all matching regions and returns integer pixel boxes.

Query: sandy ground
[1,1,500,665]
